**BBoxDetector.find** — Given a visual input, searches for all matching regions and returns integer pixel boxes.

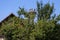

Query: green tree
[37,1,54,20]
[0,1,60,40]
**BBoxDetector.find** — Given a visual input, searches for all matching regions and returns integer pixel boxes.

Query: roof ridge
[0,13,17,23]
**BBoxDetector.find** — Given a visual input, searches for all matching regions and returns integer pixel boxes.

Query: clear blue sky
[0,0,60,22]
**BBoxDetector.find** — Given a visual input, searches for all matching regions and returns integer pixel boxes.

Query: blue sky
[0,0,60,22]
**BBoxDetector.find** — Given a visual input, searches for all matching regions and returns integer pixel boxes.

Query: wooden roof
[0,13,16,24]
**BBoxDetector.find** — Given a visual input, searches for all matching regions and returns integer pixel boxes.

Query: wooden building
[0,13,24,40]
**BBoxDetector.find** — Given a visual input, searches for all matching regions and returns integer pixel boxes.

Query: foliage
[0,1,60,40]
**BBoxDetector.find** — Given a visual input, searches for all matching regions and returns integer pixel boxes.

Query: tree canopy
[0,1,60,40]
